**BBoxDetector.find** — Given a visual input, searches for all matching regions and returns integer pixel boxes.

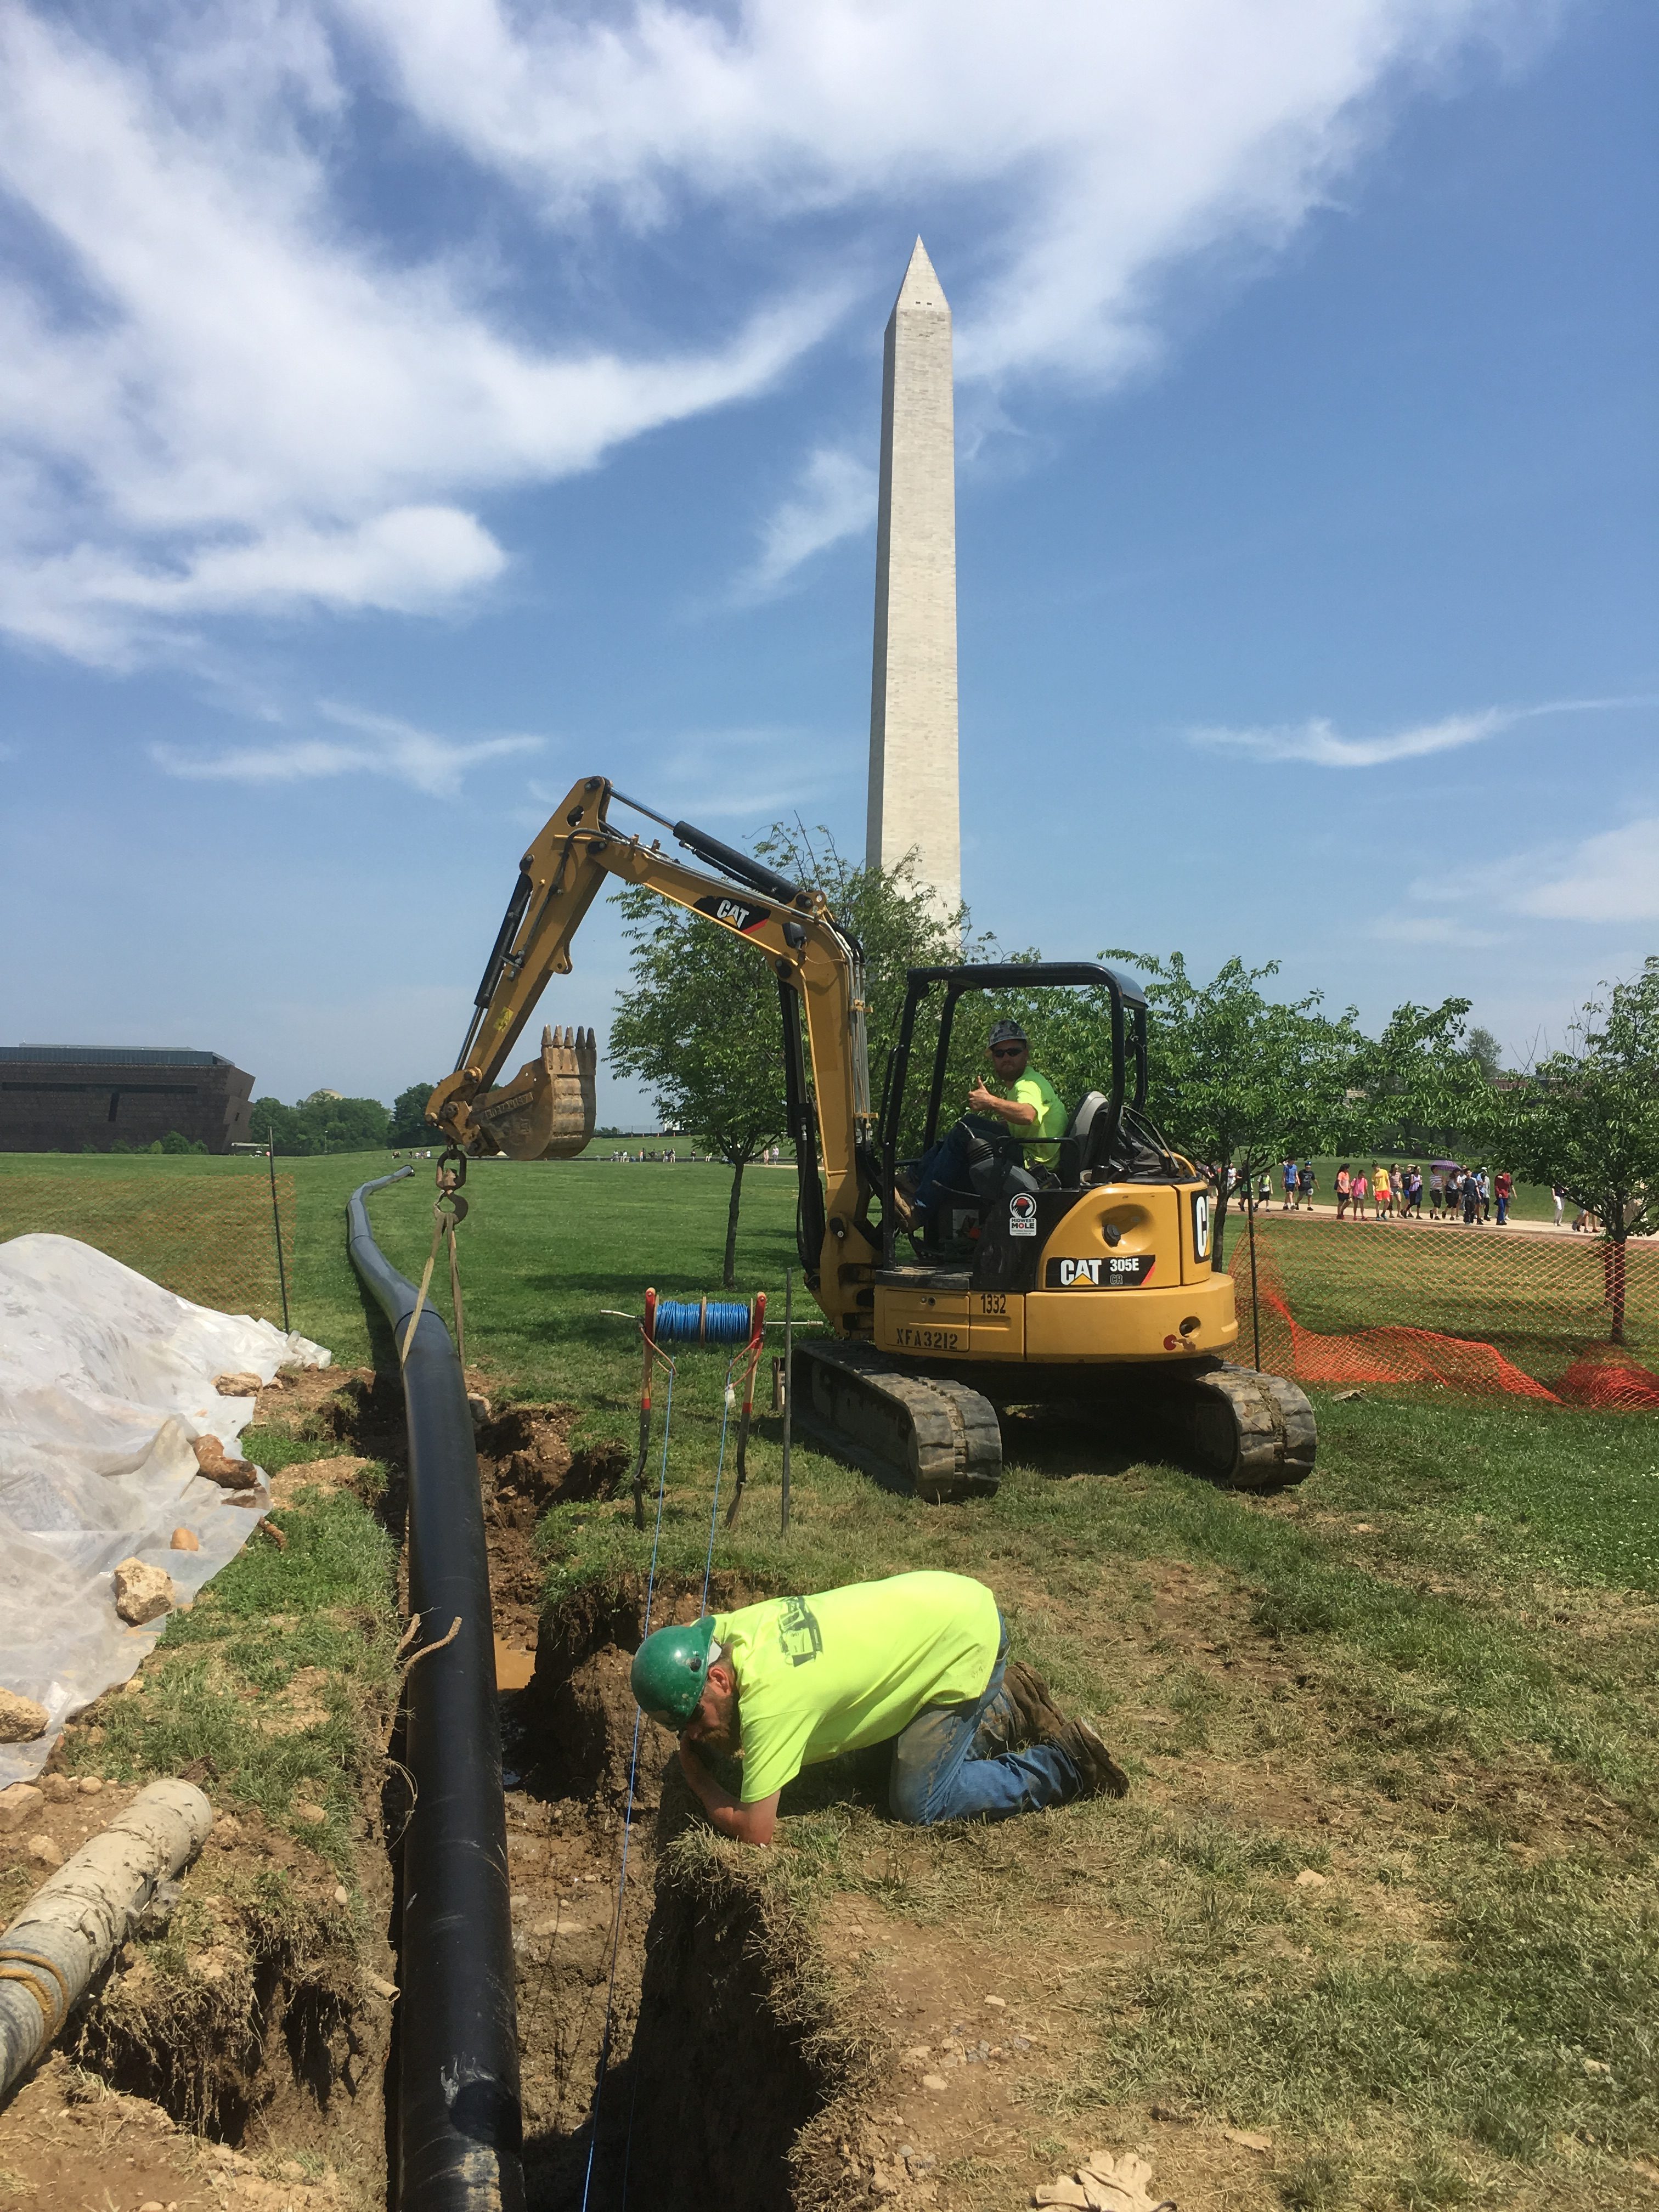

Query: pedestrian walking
[1373,1164,1392,1219]
[1335,1165,1351,1220]
[1553,1184,1566,1228]
[1257,1170,1272,1210]
[1297,1162,1316,1211]
[1462,1171,1480,1226]
[1494,1169,1513,1226]
[1282,1159,1297,1210]
[1351,1169,1369,1218]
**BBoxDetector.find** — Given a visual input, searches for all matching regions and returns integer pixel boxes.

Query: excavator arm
[425,776,879,1329]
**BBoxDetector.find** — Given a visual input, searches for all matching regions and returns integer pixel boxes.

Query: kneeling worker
[630,1570,1127,1847]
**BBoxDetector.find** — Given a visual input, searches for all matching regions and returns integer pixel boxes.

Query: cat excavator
[426,775,1316,1501]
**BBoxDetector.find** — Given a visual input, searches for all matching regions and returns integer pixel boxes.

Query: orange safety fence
[0,1171,296,1326]
[1221,1209,1659,1413]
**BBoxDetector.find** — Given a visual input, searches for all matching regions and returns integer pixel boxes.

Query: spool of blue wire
[652,1296,754,1348]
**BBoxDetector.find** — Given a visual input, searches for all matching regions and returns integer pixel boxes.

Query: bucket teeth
[473,1026,597,1160]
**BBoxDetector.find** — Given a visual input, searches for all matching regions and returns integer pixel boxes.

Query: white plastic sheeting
[0,1234,331,1787]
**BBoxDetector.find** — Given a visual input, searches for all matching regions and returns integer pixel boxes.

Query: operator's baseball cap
[988,1019,1028,1048]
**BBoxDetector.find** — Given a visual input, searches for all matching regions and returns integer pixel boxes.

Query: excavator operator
[908,1019,1066,1223]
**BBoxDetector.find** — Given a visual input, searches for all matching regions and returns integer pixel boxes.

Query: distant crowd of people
[1220,1160,1555,1227]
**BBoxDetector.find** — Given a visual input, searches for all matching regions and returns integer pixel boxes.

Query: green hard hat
[630,1617,719,1730]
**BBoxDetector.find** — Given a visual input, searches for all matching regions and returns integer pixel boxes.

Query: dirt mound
[475,1403,628,1529]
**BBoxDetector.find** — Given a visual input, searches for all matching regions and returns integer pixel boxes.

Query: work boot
[1002,1659,1066,1742]
[968,1681,1026,1758]
[1049,1717,1130,1800]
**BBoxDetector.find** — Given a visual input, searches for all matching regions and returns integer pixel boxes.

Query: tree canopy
[1097,951,1361,1263]
[250,1092,394,1155]
[1487,957,1659,1337]
[608,828,968,1285]
[608,886,786,1289]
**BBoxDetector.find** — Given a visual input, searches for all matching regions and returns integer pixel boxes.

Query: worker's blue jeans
[888,1622,1082,1825]
[908,1116,1000,1217]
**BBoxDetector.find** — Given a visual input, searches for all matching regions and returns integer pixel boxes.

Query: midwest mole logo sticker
[693,894,770,934]
[1008,1192,1038,1238]
[1045,1253,1156,1288]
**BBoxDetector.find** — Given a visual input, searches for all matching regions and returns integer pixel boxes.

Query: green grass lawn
[5,1150,1657,2205]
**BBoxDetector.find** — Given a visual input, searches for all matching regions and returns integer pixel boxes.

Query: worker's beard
[697,1690,741,1757]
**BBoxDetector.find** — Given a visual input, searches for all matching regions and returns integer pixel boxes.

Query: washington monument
[866,238,960,915]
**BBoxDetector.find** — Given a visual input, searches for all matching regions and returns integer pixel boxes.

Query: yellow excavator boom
[425,775,879,1334]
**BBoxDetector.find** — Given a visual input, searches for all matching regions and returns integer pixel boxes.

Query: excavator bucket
[471,1026,597,1160]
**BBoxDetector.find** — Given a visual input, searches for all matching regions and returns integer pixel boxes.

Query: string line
[580,1343,675,2212]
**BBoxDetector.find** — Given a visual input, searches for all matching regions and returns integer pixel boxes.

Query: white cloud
[738,446,878,596]
[1195,708,1509,767]
[1194,694,1651,769]
[343,0,1516,388]
[0,1,1550,661]
[152,703,541,797]
[1374,809,1659,943]
[1514,816,1659,924]
[2,509,507,662]
[1369,912,1504,946]
[0,5,837,664]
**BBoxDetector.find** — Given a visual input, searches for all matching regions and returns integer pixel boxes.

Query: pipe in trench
[348,1170,524,2212]
[0,1780,213,2101]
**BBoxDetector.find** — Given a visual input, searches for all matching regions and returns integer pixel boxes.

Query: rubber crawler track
[794,1339,1003,1501]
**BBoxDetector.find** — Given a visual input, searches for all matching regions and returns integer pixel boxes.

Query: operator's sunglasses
[990,1043,1024,1058]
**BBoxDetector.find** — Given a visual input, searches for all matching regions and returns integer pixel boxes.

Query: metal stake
[780,1268,793,1536]
[1246,1183,1261,1374]
[267,1124,291,1335]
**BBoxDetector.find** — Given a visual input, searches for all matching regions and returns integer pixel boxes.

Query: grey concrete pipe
[0,1779,213,2101]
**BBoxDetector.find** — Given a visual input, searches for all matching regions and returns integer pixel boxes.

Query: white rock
[113,1558,175,1626]
[0,1688,49,1742]
[0,1782,44,1831]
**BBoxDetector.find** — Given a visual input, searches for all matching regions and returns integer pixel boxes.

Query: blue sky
[1,0,1653,1124]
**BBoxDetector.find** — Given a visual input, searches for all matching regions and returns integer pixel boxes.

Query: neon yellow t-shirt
[994,1066,1066,1165]
[713,1572,1001,1803]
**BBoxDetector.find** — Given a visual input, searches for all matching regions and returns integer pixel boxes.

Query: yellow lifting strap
[400,1151,469,1370]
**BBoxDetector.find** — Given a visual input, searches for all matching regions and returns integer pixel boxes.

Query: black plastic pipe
[348,1171,524,2212]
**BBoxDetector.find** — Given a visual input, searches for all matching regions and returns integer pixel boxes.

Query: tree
[757,822,1000,1166]
[1341,996,1484,1158]
[1099,952,1361,1267]
[390,1081,441,1148]
[250,1093,392,1156]
[1465,1025,1504,1082]
[1489,957,1659,1342]
[609,890,786,1289]
[608,826,967,1286]
[755,823,975,1086]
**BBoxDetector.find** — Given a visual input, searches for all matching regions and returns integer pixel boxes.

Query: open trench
[475,1408,871,2211]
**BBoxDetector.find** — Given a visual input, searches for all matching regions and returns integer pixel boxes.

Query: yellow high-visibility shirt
[714,1572,1000,1803]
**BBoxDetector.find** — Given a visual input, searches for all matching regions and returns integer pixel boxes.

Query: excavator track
[1154,1364,1318,1490]
[793,1339,1002,1503]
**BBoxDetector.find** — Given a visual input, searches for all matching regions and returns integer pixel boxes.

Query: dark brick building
[0,1047,256,1154]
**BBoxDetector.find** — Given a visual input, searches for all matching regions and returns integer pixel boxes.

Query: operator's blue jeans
[909,1115,999,1217]
[888,1621,1082,1825]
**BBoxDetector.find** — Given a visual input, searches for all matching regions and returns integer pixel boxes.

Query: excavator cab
[877,962,1176,1269]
